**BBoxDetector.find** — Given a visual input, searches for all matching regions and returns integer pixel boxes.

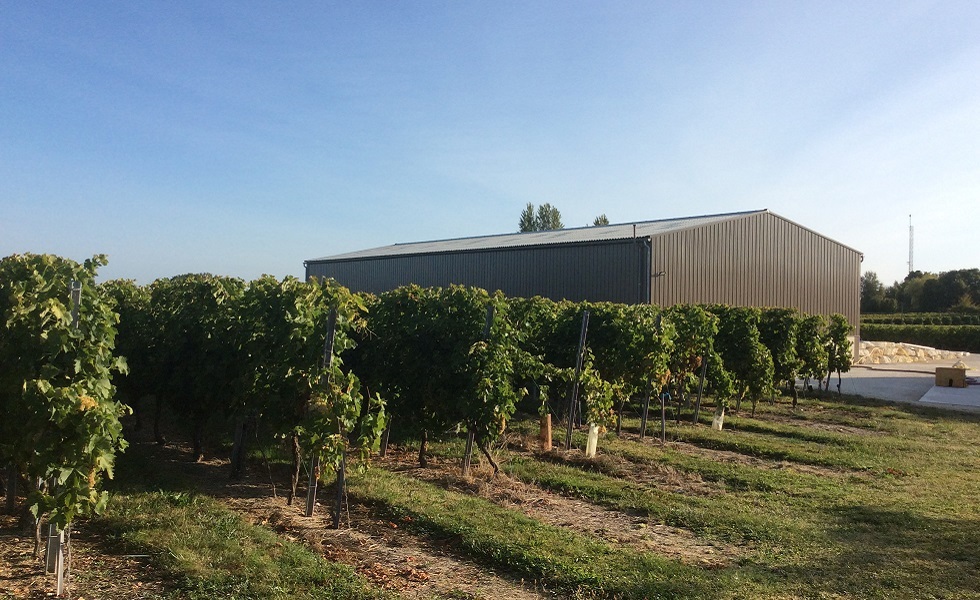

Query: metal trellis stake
[306,308,338,518]
[332,433,347,529]
[693,355,707,424]
[46,281,82,595]
[565,310,590,451]
[463,305,495,475]
[639,381,652,440]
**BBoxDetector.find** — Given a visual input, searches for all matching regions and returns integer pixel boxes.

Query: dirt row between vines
[3,414,853,599]
[0,512,172,599]
[154,440,547,600]
[378,446,736,568]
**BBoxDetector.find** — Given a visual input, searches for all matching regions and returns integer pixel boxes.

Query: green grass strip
[593,435,853,500]
[350,467,725,600]
[92,490,391,600]
[503,453,809,545]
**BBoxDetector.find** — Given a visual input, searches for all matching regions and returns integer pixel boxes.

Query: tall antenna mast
[908,214,914,274]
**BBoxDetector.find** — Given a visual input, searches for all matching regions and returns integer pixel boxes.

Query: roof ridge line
[308,209,767,262]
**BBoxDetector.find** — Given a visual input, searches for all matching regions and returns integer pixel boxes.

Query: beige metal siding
[649,211,861,328]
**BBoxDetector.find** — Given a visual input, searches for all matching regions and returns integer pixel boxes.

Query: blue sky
[2,1,978,286]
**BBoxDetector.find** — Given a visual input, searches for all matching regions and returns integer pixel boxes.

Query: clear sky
[2,1,978,286]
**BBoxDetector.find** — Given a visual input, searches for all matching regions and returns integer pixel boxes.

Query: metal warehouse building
[305,209,862,328]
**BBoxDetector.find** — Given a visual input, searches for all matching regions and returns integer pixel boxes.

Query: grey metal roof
[309,209,767,263]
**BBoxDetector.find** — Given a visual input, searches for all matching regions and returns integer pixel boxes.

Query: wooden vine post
[4,464,15,514]
[305,308,338,518]
[565,310,590,451]
[379,422,391,457]
[229,415,252,479]
[539,399,552,452]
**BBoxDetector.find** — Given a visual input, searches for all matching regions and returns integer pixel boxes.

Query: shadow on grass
[828,393,980,423]
[108,430,293,504]
[776,504,980,597]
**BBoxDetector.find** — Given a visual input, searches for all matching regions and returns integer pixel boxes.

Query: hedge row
[861,324,980,353]
[862,313,980,326]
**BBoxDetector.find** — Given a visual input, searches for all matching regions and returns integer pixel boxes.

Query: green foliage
[758,308,802,394]
[106,272,386,481]
[866,268,980,313]
[665,304,718,397]
[239,276,360,427]
[826,314,853,378]
[796,314,828,386]
[518,202,564,232]
[303,364,387,478]
[239,275,385,479]
[359,285,520,447]
[0,253,129,528]
[577,353,617,427]
[96,490,390,599]
[507,298,676,429]
[703,348,735,404]
[862,312,980,326]
[595,303,675,395]
[708,305,774,412]
[99,279,153,406]
[861,324,980,353]
[146,274,246,458]
[861,271,897,313]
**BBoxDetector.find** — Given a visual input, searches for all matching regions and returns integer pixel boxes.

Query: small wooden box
[935,367,967,388]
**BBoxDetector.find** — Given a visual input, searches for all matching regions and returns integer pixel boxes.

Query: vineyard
[5,253,980,599]
[862,312,980,326]
[861,313,980,353]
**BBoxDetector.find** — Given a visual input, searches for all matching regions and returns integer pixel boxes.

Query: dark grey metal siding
[306,239,650,304]
[648,211,861,329]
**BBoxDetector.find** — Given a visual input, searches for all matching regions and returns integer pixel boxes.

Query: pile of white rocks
[856,341,970,365]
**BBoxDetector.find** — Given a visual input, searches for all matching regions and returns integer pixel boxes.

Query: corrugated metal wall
[648,211,861,327]
[307,211,861,333]
[306,239,650,304]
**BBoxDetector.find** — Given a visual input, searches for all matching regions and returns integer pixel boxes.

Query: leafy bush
[0,253,129,528]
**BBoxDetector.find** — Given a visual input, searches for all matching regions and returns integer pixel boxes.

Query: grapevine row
[2,253,855,531]
[862,312,980,326]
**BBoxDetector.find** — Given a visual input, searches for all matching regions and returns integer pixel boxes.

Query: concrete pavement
[837,353,980,412]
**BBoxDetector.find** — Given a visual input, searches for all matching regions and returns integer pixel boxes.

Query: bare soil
[154,438,551,600]
[2,421,783,598]
[0,513,171,599]
[223,486,550,600]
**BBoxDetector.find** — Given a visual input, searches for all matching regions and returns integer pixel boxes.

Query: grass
[91,490,390,600]
[70,434,394,600]
[348,467,724,599]
[411,394,980,598]
[66,391,980,599]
